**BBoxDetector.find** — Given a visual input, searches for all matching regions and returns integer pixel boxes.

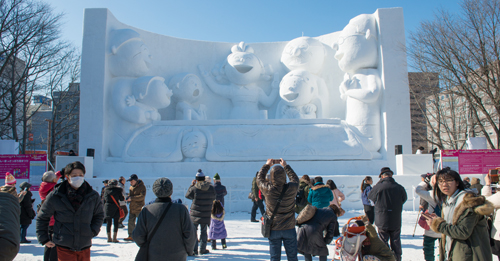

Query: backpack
[296,186,308,209]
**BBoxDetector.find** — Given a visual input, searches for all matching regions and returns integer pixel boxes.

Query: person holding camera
[257,158,299,261]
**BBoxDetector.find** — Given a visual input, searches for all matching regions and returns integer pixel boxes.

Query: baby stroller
[333,216,367,261]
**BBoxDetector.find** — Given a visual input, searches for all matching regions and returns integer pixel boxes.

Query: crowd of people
[1,159,500,261]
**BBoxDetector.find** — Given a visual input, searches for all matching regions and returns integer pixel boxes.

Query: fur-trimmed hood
[211,210,225,221]
[431,192,494,232]
[296,205,317,225]
[311,184,329,191]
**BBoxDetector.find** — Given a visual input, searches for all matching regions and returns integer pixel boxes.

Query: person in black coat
[296,204,340,261]
[213,173,227,206]
[19,182,36,243]
[368,167,407,261]
[102,179,124,243]
[185,169,216,255]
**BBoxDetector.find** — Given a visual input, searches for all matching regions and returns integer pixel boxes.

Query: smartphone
[272,159,281,165]
[490,169,499,183]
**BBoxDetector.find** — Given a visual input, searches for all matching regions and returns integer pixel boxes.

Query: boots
[107,232,112,242]
[113,232,119,243]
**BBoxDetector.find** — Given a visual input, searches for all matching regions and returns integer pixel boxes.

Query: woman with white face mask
[36,161,104,261]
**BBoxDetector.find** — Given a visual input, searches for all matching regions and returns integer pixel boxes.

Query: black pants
[364,205,375,224]
[378,227,402,261]
[44,226,58,261]
[251,199,265,220]
[106,215,120,233]
[211,238,226,249]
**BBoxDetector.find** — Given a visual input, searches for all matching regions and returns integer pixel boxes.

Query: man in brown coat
[257,158,299,261]
[124,174,146,241]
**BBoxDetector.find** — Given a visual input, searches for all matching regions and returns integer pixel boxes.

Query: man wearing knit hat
[213,173,227,206]
[368,167,407,261]
[134,178,196,260]
[185,169,216,255]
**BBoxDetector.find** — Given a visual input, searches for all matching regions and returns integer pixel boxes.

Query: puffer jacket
[257,164,299,231]
[20,190,36,225]
[129,180,146,215]
[308,182,333,209]
[0,191,20,261]
[482,185,500,241]
[430,192,493,261]
[39,181,58,227]
[103,186,125,219]
[296,206,338,257]
[36,181,104,251]
[134,198,196,261]
[368,177,407,230]
[208,211,227,240]
[185,181,216,225]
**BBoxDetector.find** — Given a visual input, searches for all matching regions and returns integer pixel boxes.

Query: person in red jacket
[38,170,62,261]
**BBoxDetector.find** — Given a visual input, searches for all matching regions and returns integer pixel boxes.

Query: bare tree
[408,0,500,149]
[0,0,69,150]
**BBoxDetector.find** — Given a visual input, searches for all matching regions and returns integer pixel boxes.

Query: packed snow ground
[14,209,438,261]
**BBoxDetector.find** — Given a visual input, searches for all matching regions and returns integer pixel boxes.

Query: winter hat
[42,171,56,182]
[195,169,205,181]
[19,181,31,190]
[108,179,118,186]
[127,174,139,182]
[213,173,220,181]
[152,178,173,198]
[5,172,16,185]
[379,167,394,178]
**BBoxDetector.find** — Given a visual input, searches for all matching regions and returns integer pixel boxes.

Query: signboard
[441,149,500,174]
[0,154,47,185]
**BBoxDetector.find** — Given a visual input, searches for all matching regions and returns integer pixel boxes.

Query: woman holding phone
[423,167,493,261]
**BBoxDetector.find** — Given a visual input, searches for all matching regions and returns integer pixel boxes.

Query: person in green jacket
[424,167,493,261]
[295,175,312,214]
[307,176,333,209]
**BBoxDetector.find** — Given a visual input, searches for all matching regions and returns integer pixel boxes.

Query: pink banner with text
[441,149,500,174]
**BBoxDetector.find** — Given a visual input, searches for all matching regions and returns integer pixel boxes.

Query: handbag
[248,192,254,199]
[110,195,125,219]
[135,202,172,261]
[261,184,288,238]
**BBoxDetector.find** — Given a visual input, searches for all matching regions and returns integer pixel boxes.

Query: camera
[489,168,499,183]
[272,159,281,165]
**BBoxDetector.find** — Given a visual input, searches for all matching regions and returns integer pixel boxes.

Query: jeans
[304,254,327,261]
[269,228,298,261]
[251,199,265,220]
[128,213,138,237]
[378,227,402,261]
[20,224,29,241]
[194,223,208,252]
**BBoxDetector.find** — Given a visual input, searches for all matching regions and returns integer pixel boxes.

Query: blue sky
[50,0,461,47]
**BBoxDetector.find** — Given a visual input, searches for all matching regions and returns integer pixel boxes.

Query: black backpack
[296,187,308,209]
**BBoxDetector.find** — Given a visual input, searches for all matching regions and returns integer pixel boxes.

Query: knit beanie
[5,172,16,185]
[195,169,205,181]
[379,167,394,178]
[152,178,173,198]
[213,173,220,181]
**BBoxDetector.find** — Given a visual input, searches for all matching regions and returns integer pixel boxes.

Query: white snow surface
[14,210,453,260]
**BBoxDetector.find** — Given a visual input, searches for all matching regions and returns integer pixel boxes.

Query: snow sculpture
[198,42,279,120]
[276,70,320,119]
[108,29,151,78]
[181,130,208,162]
[334,14,382,156]
[113,76,173,124]
[169,73,207,120]
[280,37,329,118]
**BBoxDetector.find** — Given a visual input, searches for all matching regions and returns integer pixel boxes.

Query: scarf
[66,182,88,211]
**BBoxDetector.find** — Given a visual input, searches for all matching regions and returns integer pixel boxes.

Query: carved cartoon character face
[333,16,378,74]
[280,70,317,106]
[109,40,152,77]
[180,75,203,103]
[181,131,207,159]
[140,80,173,109]
[281,37,325,74]
[225,52,263,85]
